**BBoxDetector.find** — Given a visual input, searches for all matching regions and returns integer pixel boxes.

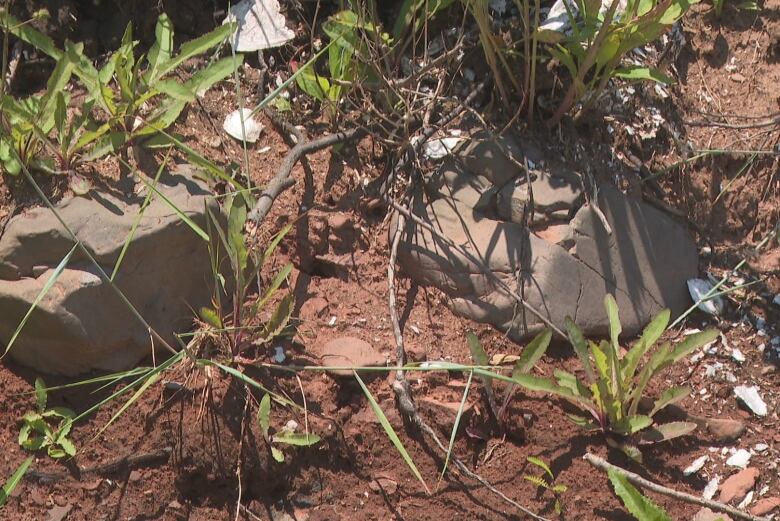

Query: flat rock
[391,134,698,340]
[704,418,747,442]
[0,165,224,375]
[719,467,759,503]
[693,508,733,521]
[320,336,385,377]
[750,497,780,516]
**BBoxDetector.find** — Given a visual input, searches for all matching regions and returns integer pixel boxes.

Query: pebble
[750,497,780,516]
[684,455,709,476]
[726,448,752,468]
[719,467,759,503]
[734,385,768,416]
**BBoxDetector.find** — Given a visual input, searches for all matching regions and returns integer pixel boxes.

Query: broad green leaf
[35,377,47,413]
[295,67,330,102]
[83,132,128,162]
[649,386,689,417]
[153,21,235,81]
[608,468,672,521]
[613,66,675,84]
[668,329,719,364]
[622,308,670,384]
[2,245,77,358]
[0,456,33,507]
[354,371,430,494]
[155,79,196,102]
[628,342,672,416]
[512,329,551,376]
[565,317,594,382]
[146,13,174,82]
[553,369,592,399]
[637,421,697,445]
[271,446,285,462]
[184,55,242,97]
[272,432,321,446]
[613,414,652,435]
[605,294,622,353]
[57,436,76,457]
[258,393,271,437]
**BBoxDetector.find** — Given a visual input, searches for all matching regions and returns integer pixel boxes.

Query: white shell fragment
[687,278,724,315]
[223,109,264,143]
[731,348,746,363]
[683,455,708,476]
[539,0,626,33]
[224,0,295,52]
[734,385,768,416]
[726,449,752,468]
[737,490,754,509]
[423,137,464,160]
[702,475,720,500]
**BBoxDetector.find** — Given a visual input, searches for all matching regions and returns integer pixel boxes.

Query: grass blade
[2,244,77,358]
[439,370,473,485]
[353,371,430,494]
[0,456,33,507]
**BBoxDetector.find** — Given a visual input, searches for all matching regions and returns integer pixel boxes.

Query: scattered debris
[684,455,709,476]
[733,386,768,416]
[702,475,721,500]
[224,0,295,52]
[725,448,751,468]
[223,108,264,143]
[687,278,724,315]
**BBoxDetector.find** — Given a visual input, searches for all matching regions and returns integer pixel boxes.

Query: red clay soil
[0,1,779,520]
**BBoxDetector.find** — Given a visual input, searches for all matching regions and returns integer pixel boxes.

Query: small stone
[693,507,733,521]
[129,470,143,482]
[726,448,751,468]
[684,455,709,476]
[754,443,768,452]
[368,474,398,495]
[300,297,329,319]
[734,386,767,416]
[760,365,776,375]
[320,337,386,377]
[719,467,759,503]
[750,497,780,516]
[703,476,721,500]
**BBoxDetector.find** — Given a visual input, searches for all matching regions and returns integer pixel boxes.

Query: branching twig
[583,453,770,521]
[247,112,365,224]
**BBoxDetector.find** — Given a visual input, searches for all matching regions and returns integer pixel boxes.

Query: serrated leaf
[272,432,321,446]
[261,294,294,340]
[613,66,675,84]
[649,386,689,417]
[258,393,271,438]
[153,21,235,81]
[527,456,553,479]
[523,475,550,489]
[608,468,672,521]
[637,421,697,445]
[271,446,285,462]
[57,436,76,457]
[512,329,551,376]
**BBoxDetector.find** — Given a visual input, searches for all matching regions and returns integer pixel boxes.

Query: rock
[391,134,698,341]
[693,508,732,521]
[750,497,780,516]
[0,166,224,375]
[320,337,385,377]
[300,297,329,319]
[734,385,767,416]
[703,476,720,500]
[704,418,746,442]
[369,474,398,495]
[719,467,759,503]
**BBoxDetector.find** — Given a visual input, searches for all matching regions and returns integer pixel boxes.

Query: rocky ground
[0,0,779,520]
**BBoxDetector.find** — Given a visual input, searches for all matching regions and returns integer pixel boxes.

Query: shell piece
[224,0,294,52]
[734,385,768,416]
[726,448,752,468]
[223,109,264,143]
[683,455,708,476]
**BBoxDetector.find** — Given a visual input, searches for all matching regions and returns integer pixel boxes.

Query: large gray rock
[0,165,223,375]
[393,134,698,341]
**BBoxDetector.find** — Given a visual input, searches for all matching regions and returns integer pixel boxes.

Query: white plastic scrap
[702,475,720,500]
[737,490,754,509]
[726,448,752,468]
[687,278,725,315]
[224,0,295,52]
[683,455,708,476]
[734,385,768,416]
[422,137,464,160]
[539,0,626,33]
[223,109,264,143]
[731,348,746,363]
